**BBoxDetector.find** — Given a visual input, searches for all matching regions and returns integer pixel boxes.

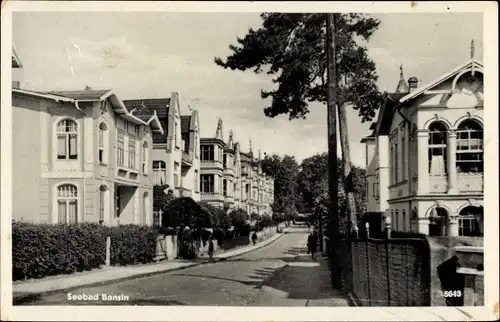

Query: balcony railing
[458,173,483,193]
[200,160,223,169]
[223,166,235,176]
[180,187,192,197]
[201,192,224,202]
[182,152,193,166]
[429,175,448,193]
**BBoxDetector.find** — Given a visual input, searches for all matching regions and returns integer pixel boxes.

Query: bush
[163,197,212,229]
[157,226,176,236]
[12,221,158,281]
[199,202,230,229]
[110,224,157,266]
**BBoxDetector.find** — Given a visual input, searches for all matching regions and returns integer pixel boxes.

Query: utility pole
[326,13,341,288]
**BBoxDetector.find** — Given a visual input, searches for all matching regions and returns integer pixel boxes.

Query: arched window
[98,122,109,165]
[56,119,78,160]
[428,122,448,175]
[428,207,449,236]
[57,184,78,223]
[456,119,483,173]
[458,206,483,236]
[142,142,148,174]
[153,161,167,185]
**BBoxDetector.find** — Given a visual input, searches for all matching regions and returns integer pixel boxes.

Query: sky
[12,12,483,167]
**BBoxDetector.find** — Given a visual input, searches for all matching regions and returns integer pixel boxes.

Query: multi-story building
[200,119,274,216]
[123,93,201,201]
[362,55,484,237]
[12,51,164,226]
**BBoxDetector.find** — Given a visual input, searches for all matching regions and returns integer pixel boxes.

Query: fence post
[385,229,392,306]
[365,222,372,306]
[385,217,392,239]
[105,236,111,267]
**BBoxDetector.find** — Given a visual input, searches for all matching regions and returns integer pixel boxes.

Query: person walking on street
[307,230,319,260]
[208,235,215,261]
[252,231,258,246]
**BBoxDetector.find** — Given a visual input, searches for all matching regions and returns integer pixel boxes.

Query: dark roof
[123,98,171,118]
[47,90,111,100]
[376,92,407,135]
[181,115,191,133]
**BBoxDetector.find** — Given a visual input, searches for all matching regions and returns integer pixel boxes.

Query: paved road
[20,227,347,306]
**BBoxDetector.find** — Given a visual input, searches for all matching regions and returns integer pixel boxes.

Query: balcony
[180,187,192,197]
[458,173,483,193]
[223,166,235,177]
[182,152,193,167]
[201,160,223,169]
[429,175,448,193]
[201,192,224,202]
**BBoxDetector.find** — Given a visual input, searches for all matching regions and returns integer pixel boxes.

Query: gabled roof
[12,47,22,68]
[181,115,191,133]
[123,98,171,119]
[48,90,112,101]
[13,88,164,134]
[375,92,407,136]
[399,58,484,103]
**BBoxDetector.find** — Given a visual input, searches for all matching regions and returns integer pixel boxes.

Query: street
[19,227,347,306]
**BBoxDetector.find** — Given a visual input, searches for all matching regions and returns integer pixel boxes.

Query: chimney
[408,77,418,92]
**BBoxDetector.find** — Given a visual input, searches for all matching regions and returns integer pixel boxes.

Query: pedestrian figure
[252,232,258,246]
[307,230,318,260]
[208,235,215,261]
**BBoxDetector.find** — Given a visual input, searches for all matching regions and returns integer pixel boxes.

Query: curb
[13,232,287,305]
[215,231,286,260]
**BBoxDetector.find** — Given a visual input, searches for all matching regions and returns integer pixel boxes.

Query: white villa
[362,53,484,237]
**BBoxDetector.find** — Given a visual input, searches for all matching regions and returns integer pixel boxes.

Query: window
[194,170,199,193]
[458,206,483,237]
[428,122,448,175]
[390,210,395,230]
[223,180,227,196]
[456,119,483,173]
[57,184,78,224]
[194,134,198,158]
[56,119,78,160]
[394,142,399,183]
[174,163,179,187]
[117,130,125,167]
[402,209,406,231]
[373,182,379,198]
[223,154,227,168]
[201,174,214,193]
[142,142,148,173]
[98,122,108,164]
[201,145,214,161]
[174,122,179,148]
[401,136,406,180]
[128,136,137,169]
[153,161,167,185]
[390,144,394,184]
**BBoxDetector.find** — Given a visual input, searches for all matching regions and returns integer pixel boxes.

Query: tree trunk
[338,102,358,235]
[326,13,341,288]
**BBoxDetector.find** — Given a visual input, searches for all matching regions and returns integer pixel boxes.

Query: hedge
[12,221,157,281]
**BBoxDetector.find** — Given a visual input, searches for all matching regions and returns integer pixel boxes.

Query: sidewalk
[13,229,288,303]
[253,243,349,306]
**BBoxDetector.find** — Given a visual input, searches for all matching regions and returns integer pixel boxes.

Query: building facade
[362,57,484,237]
[12,86,164,226]
[200,119,274,216]
[123,93,201,201]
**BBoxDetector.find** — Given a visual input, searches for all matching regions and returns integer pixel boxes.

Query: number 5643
[443,290,462,298]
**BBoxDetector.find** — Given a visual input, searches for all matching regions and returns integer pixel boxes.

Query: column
[40,103,49,172]
[447,130,458,194]
[447,215,459,237]
[418,217,430,235]
[417,130,429,195]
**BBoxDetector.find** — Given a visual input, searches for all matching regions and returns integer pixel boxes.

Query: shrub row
[12,221,156,281]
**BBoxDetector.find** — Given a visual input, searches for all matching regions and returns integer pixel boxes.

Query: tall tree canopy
[260,153,299,220]
[296,153,367,231]
[215,13,383,122]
